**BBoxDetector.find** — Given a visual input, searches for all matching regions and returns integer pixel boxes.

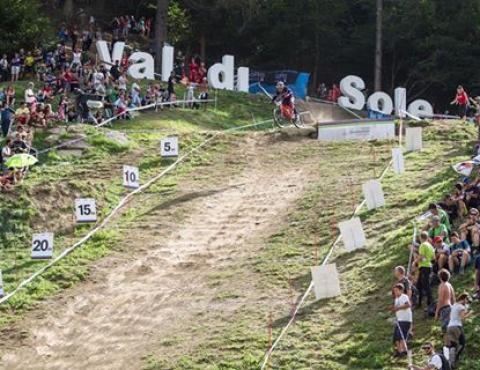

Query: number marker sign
[362,179,385,210]
[339,217,367,252]
[392,147,405,174]
[123,165,139,189]
[405,127,422,152]
[31,233,54,260]
[0,270,4,297]
[311,264,341,300]
[75,198,97,222]
[161,137,179,157]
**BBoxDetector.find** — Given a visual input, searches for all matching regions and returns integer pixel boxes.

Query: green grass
[145,122,480,370]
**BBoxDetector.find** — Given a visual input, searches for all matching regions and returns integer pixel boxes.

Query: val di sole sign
[96,41,250,92]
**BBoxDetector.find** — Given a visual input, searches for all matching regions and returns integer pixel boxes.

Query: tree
[154,0,170,73]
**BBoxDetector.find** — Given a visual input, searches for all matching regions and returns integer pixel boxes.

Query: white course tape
[0,118,273,306]
[260,158,393,369]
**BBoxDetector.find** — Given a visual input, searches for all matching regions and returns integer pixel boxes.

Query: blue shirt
[450,239,471,254]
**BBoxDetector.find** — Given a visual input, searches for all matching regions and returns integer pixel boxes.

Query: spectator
[415,231,435,308]
[199,77,209,111]
[71,48,82,68]
[428,215,449,243]
[11,132,28,154]
[433,236,450,272]
[24,51,35,77]
[450,85,469,120]
[459,208,479,248]
[15,102,30,126]
[10,53,21,82]
[0,54,8,81]
[434,269,455,334]
[428,203,451,233]
[24,82,36,105]
[0,169,14,191]
[168,71,176,101]
[445,293,471,368]
[5,85,15,107]
[448,232,471,275]
[409,342,448,370]
[393,265,414,304]
[189,56,199,83]
[474,255,480,299]
[390,283,412,358]
[1,102,14,137]
[1,138,12,173]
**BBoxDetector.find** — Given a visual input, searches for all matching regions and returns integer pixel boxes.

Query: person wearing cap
[429,216,449,243]
[459,207,479,250]
[390,283,412,358]
[409,342,447,370]
[448,232,471,275]
[415,231,435,308]
[434,269,455,335]
[429,203,451,233]
[433,236,450,272]
[445,293,472,367]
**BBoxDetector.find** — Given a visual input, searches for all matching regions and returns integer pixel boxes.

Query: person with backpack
[409,342,450,370]
[394,265,418,306]
[445,293,472,368]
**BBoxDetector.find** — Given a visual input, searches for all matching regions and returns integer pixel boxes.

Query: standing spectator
[434,269,455,334]
[10,53,21,82]
[24,51,35,78]
[198,62,207,83]
[445,293,471,368]
[71,48,82,68]
[168,71,176,101]
[0,54,8,81]
[450,85,469,120]
[199,77,209,111]
[189,56,199,83]
[0,102,14,137]
[394,266,414,304]
[448,232,471,275]
[415,231,435,308]
[409,342,448,370]
[1,138,12,173]
[390,284,412,358]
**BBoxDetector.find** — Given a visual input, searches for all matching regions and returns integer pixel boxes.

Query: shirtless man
[435,269,455,335]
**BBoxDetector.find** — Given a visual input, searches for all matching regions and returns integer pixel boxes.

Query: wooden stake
[288,278,296,318]
[267,311,273,369]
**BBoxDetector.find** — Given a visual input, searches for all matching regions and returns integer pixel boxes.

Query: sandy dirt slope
[0,134,323,370]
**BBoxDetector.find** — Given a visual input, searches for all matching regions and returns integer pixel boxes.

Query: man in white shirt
[24,82,36,104]
[390,284,412,357]
[409,342,445,370]
[445,293,471,368]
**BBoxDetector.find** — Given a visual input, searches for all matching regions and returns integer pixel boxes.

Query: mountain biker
[271,81,298,121]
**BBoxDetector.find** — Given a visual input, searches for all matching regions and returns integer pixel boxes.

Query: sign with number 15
[75,198,97,222]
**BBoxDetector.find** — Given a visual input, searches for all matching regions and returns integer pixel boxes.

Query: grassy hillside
[0,88,271,325]
[143,121,480,370]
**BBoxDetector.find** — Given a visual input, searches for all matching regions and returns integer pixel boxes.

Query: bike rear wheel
[292,113,304,128]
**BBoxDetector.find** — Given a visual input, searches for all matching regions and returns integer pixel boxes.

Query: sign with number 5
[31,233,54,260]
[161,137,179,157]
[75,198,97,222]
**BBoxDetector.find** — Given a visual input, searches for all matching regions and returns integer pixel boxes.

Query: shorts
[439,305,451,332]
[446,326,464,345]
[393,321,411,342]
[11,66,20,75]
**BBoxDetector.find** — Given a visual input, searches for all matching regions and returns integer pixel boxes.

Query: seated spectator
[433,236,450,272]
[458,207,479,249]
[6,85,16,107]
[434,269,455,334]
[428,215,449,243]
[0,169,15,191]
[15,102,30,126]
[409,342,447,370]
[25,82,36,105]
[428,204,451,232]
[390,284,412,358]
[11,132,28,154]
[449,232,471,274]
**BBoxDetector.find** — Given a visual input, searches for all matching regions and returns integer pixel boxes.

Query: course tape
[259,158,394,370]
[37,99,215,155]
[0,117,273,306]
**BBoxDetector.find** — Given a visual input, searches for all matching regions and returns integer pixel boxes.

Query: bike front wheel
[273,108,289,128]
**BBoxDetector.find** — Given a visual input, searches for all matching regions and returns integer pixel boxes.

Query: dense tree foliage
[4,0,480,104]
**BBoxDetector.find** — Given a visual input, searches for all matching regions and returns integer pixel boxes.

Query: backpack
[400,277,418,306]
[438,353,451,370]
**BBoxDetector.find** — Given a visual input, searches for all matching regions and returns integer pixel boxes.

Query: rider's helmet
[276,81,285,91]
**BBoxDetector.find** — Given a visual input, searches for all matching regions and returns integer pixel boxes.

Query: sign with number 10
[31,233,54,259]
[123,165,140,189]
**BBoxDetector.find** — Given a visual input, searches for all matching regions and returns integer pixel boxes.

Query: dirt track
[0,134,324,370]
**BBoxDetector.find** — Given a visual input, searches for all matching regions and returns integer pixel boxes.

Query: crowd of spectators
[391,176,480,368]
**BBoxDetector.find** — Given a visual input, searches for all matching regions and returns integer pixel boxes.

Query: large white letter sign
[405,127,422,152]
[96,41,125,71]
[128,52,155,80]
[207,55,235,90]
[236,66,250,93]
[367,92,393,115]
[75,198,97,223]
[311,264,341,300]
[408,99,433,119]
[362,179,385,210]
[339,217,367,252]
[394,87,407,118]
[0,270,4,297]
[161,45,174,82]
[31,233,54,260]
[392,147,405,174]
[338,75,366,110]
